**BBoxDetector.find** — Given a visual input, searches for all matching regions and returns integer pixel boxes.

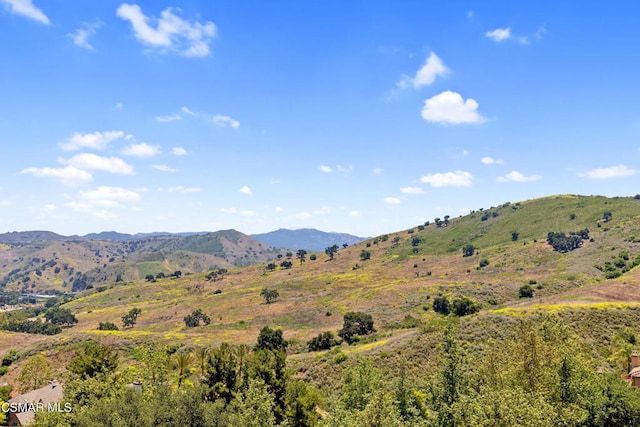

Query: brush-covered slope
[0,230,282,293]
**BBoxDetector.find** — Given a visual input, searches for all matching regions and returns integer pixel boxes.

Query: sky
[1,1,639,237]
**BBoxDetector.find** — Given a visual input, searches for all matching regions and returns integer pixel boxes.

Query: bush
[1,349,19,367]
[451,296,481,316]
[307,331,341,351]
[479,259,490,268]
[519,284,534,298]
[462,245,475,257]
[97,322,119,331]
[184,309,211,328]
[432,296,451,315]
[338,312,375,344]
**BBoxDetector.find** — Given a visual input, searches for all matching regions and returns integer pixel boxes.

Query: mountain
[251,228,367,252]
[0,230,282,293]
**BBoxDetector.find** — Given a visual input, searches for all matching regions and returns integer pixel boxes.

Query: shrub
[338,312,375,344]
[184,309,211,328]
[451,296,481,316]
[479,259,490,268]
[432,295,451,315]
[519,284,534,298]
[97,322,119,331]
[307,331,341,351]
[462,245,475,257]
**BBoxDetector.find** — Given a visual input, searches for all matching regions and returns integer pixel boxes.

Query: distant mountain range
[250,228,367,252]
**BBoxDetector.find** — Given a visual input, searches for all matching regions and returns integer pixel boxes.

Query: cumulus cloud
[181,106,195,115]
[116,3,216,57]
[319,165,332,173]
[421,170,473,187]
[485,27,511,42]
[372,168,383,175]
[172,146,187,156]
[400,186,425,195]
[239,186,252,195]
[79,186,141,206]
[121,142,161,157]
[314,207,331,215]
[1,0,50,24]
[68,22,101,49]
[61,153,135,175]
[212,115,240,129]
[577,165,639,180]
[21,166,92,186]
[481,157,504,165]
[397,52,448,89]
[337,164,353,174]
[421,91,485,124]
[349,210,361,217]
[384,197,401,204]
[167,185,200,193]
[220,207,237,214]
[240,210,256,216]
[152,164,177,172]
[497,170,541,183]
[156,114,182,122]
[59,130,125,151]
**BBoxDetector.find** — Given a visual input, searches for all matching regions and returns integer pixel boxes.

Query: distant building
[5,381,63,426]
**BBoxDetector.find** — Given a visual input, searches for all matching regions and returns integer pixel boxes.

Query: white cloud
[485,27,511,42]
[44,204,56,211]
[397,52,448,89]
[577,165,639,180]
[117,4,216,57]
[172,146,187,156]
[400,186,425,195]
[152,164,177,172]
[337,164,353,174]
[156,114,182,122]
[1,0,50,24]
[239,186,252,195]
[220,207,237,214]
[293,212,312,220]
[240,210,256,216]
[167,185,201,193]
[481,157,504,165]
[114,102,123,111]
[181,106,195,115]
[79,186,141,206]
[384,197,401,204]
[421,91,485,125]
[275,207,283,212]
[349,210,361,217]
[21,166,92,186]
[59,130,125,151]
[421,170,474,187]
[62,153,135,175]
[68,22,101,49]
[372,167,383,175]
[212,115,240,129]
[319,165,332,173]
[497,170,541,183]
[314,207,331,215]
[0,200,12,207]
[121,142,161,157]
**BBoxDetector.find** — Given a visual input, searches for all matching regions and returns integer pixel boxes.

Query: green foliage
[184,309,211,328]
[478,258,489,268]
[67,341,119,379]
[1,349,19,366]
[296,249,307,264]
[511,231,519,241]
[519,284,534,298]
[462,244,475,257]
[97,321,119,331]
[255,326,288,352]
[260,287,279,304]
[280,260,293,269]
[433,295,451,315]
[359,250,371,261]
[325,244,339,260]
[44,306,78,326]
[17,354,51,391]
[338,312,375,344]
[451,296,481,316]
[122,307,142,328]
[307,331,341,352]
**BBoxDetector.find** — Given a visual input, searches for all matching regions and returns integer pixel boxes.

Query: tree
[97,321,119,331]
[260,288,279,304]
[184,309,211,328]
[462,244,475,257]
[433,295,451,315]
[451,296,481,316]
[122,307,142,328]
[360,250,371,261]
[17,354,51,391]
[511,231,520,241]
[279,261,293,269]
[307,331,340,351]
[519,284,534,298]
[67,341,119,379]
[603,211,613,222]
[44,306,78,326]
[296,249,307,264]
[266,263,277,272]
[325,244,339,260]
[173,352,193,388]
[145,274,155,282]
[255,326,288,352]
[173,270,182,278]
[338,312,375,344]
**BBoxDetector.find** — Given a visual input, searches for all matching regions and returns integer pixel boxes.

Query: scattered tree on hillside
[280,260,293,269]
[307,331,341,351]
[97,322,118,331]
[122,307,142,328]
[339,312,375,344]
[360,250,371,261]
[603,211,613,222]
[260,288,279,304]
[296,249,307,264]
[255,326,288,351]
[184,309,211,328]
[462,244,475,257]
[265,263,277,272]
[511,231,520,241]
[145,274,155,282]
[325,244,339,260]
[44,306,78,326]
[519,284,534,298]
[547,231,588,253]
[67,341,119,379]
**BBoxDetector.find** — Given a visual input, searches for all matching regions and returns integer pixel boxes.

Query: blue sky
[1,1,639,237]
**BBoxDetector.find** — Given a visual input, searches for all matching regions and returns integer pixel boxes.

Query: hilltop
[251,228,367,252]
[2,194,640,400]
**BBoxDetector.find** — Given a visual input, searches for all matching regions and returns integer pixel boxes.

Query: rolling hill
[251,228,367,252]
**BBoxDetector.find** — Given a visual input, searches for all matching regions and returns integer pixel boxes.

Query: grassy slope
[2,194,640,387]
